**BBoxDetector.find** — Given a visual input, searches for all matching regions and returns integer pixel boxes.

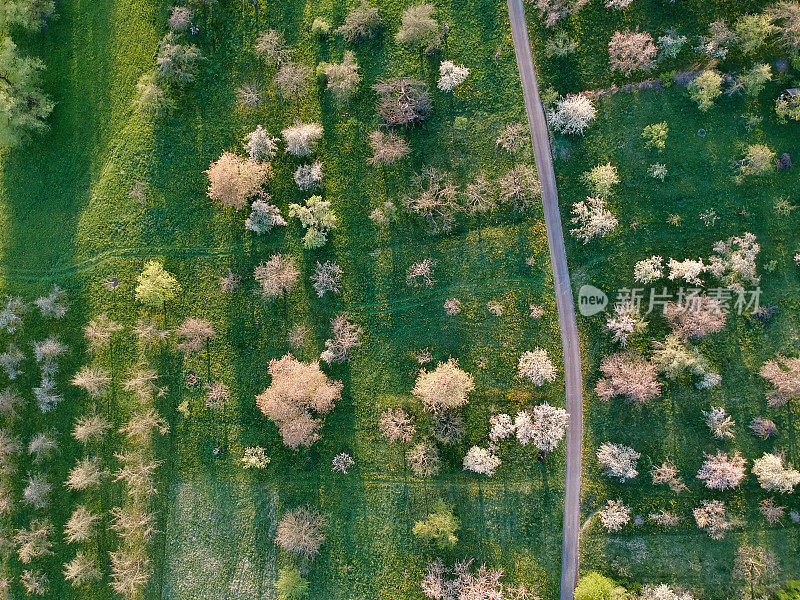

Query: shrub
[581,163,619,196]
[412,500,459,549]
[412,358,474,413]
[275,566,309,600]
[688,70,722,111]
[574,572,622,600]
[205,152,272,209]
[396,3,440,53]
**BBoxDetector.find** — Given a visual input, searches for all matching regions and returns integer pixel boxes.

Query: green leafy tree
[412,500,459,549]
[2,0,56,31]
[275,566,308,600]
[288,195,337,249]
[135,261,182,312]
[0,36,54,148]
[642,122,668,151]
[688,70,722,111]
[574,573,626,600]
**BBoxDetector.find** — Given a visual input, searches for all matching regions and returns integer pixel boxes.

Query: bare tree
[110,506,157,543]
[431,410,465,445]
[0,345,24,379]
[282,122,324,156]
[408,440,441,477]
[275,506,326,559]
[254,254,300,301]
[749,416,777,439]
[0,295,25,333]
[379,408,416,443]
[703,406,735,440]
[175,317,215,353]
[120,408,169,443]
[373,78,432,127]
[72,410,112,444]
[15,519,53,563]
[760,354,800,406]
[693,499,735,539]
[71,366,111,399]
[498,164,541,212]
[665,296,726,340]
[64,505,100,543]
[651,460,688,493]
[336,2,382,42]
[35,285,67,319]
[237,84,260,111]
[321,314,363,364]
[274,61,313,101]
[311,261,342,297]
[367,130,410,166]
[22,474,50,508]
[406,258,436,287]
[109,547,151,597]
[403,167,460,234]
[759,498,786,526]
[294,161,324,191]
[255,29,292,66]
[495,123,529,154]
[64,552,101,587]
[65,456,104,491]
[321,52,362,103]
[396,3,440,53]
[734,544,778,600]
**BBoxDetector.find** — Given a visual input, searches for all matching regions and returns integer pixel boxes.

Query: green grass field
[1,0,800,598]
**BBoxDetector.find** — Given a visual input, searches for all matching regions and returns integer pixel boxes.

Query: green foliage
[581,164,619,197]
[734,13,775,55]
[738,64,772,97]
[574,573,625,600]
[775,581,800,600]
[688,70,723,111]
[275,566,309,600]
[412,500,459,549]
[135,260,182,309]
[642,122,668,151]
[311,18,331,37]
[1,0,56,31]
[288,195,337,249]
[775,93,800,122]
[743,144,776,175]
[0,36,54,148]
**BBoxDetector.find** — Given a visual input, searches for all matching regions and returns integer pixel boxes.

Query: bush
[275,566,308,600]
[574,573,624,600]
[412,500,459,549]
[688,71,722,111]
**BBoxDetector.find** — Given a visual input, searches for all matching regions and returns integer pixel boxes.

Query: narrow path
[506,2,584,599]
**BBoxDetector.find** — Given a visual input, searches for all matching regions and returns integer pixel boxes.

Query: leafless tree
[220,268,242,293]
[321,52,362,103]
[20,570,48,596]
[22,474,50,508]
[531,0,589,27]
[71,366,111,399]
[110,505,157,543]
[65,456,104,491]
[282,122,324,156]
[703,405,736,440]
[113,451,161,500]
[498,164,541,212]
[651,460,688,493]
[64,552,101,587]
[255,29,292,66]
[64,505,100,544]
[368,130,410,166]
[321,314,363,364]
[431,410,465,445]
[760,354,800,406]
[0,345,24,379]
[403,167,460,234]
[408,440,441,477]
[109,547,151,597]
[379,408,416,444]
[254,254,300,301]
[274,61,313,101]
[749,416,777,439]
[287,324,309,351]
[175,317,215,353]
[0,296,26,333]
[14,519,53,563]
[133,317,169,348]
[35,285,67,319]
[27,433,57,462]
[73,410,112,444]
[443,298,462,316]
[396,3,441,53]
[275,506,327,559]
[311,261,342,297]
[664,296,726,340]
[294,161,324,191]
[694,499,736,539]
[495,123,529,154]
[336,2,382,42]
[734,544,778,600]
[373,78,432,127]
[406,258,436,287]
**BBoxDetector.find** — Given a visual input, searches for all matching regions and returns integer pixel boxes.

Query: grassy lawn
[2,0,800,598]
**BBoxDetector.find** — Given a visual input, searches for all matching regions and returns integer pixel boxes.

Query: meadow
[0,0,799,598]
